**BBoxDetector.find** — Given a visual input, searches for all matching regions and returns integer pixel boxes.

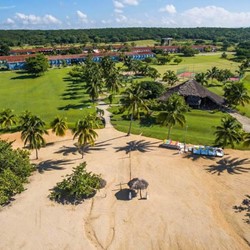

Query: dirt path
[0,111,250,249]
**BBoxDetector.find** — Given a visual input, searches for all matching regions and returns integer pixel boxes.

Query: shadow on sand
[54,141,111,157]
[233,195,250,224]
[205,157,250,175]
[114,140,159,154]
[37,159,74,173]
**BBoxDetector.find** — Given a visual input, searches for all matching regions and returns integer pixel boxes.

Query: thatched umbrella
[128,178,149,199]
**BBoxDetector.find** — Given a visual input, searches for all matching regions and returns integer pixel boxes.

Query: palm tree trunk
[167,126,171,139]
[127,113,133,136]
[139,189,142,199]
[35,148,38,160]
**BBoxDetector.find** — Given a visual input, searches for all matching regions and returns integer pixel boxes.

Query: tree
[0,139,33,205]
[181,46,198,57]
[105,68,122,94]
[224,82,250,107]
[0,108,17,130]
[214,116,243,148]
[162,70,178,86]
[216,69,233,83]
[195,72,208,86]
[206,66,220,82]
[21,115,48,159]
[157,94,188,139]
[72,115,99,158]
[139,81,165,99]
[49,162,104,204]
[83,62,103,102]
[173,57,182,65]
[120,84,149,136]
[146,67,160,80]
[243,133,250,147]
[0,44,10,56]
[25,54,49,76]
[50,116,68,137]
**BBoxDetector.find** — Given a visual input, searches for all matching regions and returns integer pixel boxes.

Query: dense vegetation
[0,27,250,46]
[0,140,34,205]
[49,162,105,204]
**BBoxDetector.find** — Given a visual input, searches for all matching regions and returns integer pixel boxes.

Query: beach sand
[0,127,249,250]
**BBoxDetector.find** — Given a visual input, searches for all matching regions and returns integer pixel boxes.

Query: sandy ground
[0,119,250,249]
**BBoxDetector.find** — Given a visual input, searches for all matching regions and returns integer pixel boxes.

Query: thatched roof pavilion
[159,79,225,109]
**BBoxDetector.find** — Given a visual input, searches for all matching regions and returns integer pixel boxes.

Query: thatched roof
[128,178,149,190]
[159,79,225,106]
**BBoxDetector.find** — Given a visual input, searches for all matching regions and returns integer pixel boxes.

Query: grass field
[110,107,224,145]
[1,55,249,147]
[152,53,239,76]
[0,68,95,127]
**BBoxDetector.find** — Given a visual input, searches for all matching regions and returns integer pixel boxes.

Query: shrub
[49,162,105,204]
[0,140,34,205]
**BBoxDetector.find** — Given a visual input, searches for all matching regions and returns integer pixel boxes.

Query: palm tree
[83,61,103,102]
[214,116,243,148]
[224,82,250,107]
[243,133,250,147]
[0,108,17,130]
[195,72,208,86]
[105,68,122,94]
[147,67,160,80]
[50,116,68,137]
[157,94,188,139]
[21,115,48,159]
[162,70,178,86]
[120,84,149,136]
[72,115,99,158]
[206,66,220,82]
[19,110,32,126]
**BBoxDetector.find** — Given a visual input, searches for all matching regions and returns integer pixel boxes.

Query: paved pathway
[97,101,113,129]
[227,110,250,133]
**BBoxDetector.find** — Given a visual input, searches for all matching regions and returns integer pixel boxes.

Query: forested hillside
[0,27,250,46]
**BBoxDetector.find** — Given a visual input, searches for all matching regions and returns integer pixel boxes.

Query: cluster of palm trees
[69,56,123,103]
[0,109,101,159]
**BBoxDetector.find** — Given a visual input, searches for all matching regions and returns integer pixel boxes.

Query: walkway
[227,110,250,133]
[97,101,113,129]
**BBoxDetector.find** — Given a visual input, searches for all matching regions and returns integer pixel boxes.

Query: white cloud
[0,5,15,10]
[76,10,88,23]
[113,1,124,9]
[4,18,15,25]
[114,9,123,13]
[122,0,139,6]
[182,6,250,27]
[159,4,176,14]
[115,14,127,23]
[14,13,61,25]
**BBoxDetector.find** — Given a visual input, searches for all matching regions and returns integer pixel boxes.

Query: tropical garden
[0,38,250,206]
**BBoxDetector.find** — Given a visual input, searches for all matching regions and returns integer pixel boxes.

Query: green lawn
[152,53,239,76]
[0,68,95,127]
[110,107,224,145]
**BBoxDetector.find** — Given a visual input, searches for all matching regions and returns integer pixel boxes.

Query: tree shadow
[233,195,250,224]
[54,141,110,156]
[78,142,111,155]
[114,140,159,154]
[139,116,156,127]
[57,99,91,110]
[205,157,250,175]
[10,74,38,80]
[183,153,217,161]
[37,159,73,173]
[54,145,79,156]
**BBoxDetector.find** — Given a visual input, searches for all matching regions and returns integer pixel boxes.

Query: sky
[0,0,250,29]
